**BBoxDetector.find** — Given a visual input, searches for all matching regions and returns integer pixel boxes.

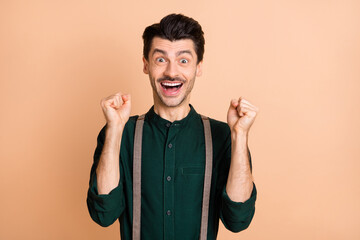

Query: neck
[153,101,191,122]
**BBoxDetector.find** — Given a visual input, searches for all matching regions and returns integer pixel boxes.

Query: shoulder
[202,116,231,147]
[127,115,139,126]
[122,115,140,134]
[208,117,231,136]
[98,115,139,138]
[205,117,231,157]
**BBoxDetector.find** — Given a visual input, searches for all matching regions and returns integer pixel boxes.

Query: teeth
[161,82,182,87]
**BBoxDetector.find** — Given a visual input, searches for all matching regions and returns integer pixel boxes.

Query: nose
[164,61,179,79]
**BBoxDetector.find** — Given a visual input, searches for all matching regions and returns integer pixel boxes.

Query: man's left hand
[227,97,259,134]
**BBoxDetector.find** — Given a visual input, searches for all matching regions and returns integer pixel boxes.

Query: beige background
[1,0,359,239]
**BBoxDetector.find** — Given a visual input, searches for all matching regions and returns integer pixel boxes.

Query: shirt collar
[145,104,199,128]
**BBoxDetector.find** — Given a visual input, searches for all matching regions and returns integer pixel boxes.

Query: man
[87,14,258,240]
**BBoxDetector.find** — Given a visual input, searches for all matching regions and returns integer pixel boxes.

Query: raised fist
[100,93,131,128]
[227,97,258,134]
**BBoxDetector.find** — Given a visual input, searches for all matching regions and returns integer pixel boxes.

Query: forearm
[226,131,254,202]
[96,125,123,194]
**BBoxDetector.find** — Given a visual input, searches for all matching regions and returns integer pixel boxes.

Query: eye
[180,59,188,64]
[156,57,166,63]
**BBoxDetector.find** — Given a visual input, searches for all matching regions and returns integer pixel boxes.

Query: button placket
[163,124,178,240]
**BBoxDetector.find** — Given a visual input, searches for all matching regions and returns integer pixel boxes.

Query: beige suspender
[133,114,145,240]
[199,115,213,240]
[132,114,213,240]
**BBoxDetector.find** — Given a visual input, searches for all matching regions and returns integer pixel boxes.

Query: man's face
[143,37,203,108]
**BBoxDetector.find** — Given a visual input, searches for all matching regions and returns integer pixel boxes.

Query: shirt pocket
[182,167,204,175]
[177,166,205,227]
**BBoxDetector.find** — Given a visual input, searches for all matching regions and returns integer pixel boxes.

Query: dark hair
[142,14,205,63]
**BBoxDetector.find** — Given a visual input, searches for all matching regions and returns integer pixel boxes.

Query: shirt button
[166,176,171,181]
[166,123,171,127]
[168,143,172,148]
[166,210,171,216]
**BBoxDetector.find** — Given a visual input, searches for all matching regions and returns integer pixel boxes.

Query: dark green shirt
[87,105,257,240]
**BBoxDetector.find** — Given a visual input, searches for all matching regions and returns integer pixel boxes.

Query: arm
[86,92,131,227]
[226,97,258,202]
[220,97,258,232]
[96,125,124,194]
[97,93,131,194]
[226,132,253,202]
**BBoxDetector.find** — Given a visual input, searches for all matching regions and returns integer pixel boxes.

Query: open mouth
[161,82,183,90]
[160,81,184,96]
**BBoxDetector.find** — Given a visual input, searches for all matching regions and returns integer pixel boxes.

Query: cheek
[179,64,196,73]
[185,67,198,77]
[149,65,164,76]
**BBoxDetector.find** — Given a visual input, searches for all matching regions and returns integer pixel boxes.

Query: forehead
[150,37,196,55]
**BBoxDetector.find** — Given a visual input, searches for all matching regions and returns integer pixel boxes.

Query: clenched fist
[100,93,131,128]
[227,97,258,134]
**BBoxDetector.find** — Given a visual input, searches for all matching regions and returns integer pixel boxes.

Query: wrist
[231,130,248,153]
[106,121,125,131]
[105,124,124,138]
[231,129,248,140]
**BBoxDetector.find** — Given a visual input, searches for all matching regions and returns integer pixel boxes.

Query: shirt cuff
[221,183,257,221]
[87,176,124,212]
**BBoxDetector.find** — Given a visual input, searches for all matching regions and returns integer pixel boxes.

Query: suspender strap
[199,115,213,240]
[133,114,145,240]
[132,114,213,240]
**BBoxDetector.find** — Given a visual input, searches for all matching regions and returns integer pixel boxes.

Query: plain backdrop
[1,0,359,239]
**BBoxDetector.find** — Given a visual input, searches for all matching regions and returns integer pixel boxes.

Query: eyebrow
[152,48,193,57]
[177,50,193,57]
[152,48,167,56]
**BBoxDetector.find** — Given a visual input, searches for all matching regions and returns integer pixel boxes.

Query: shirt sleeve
[219,128,257,232]
[220,183,257,232]
[86,126,126,227]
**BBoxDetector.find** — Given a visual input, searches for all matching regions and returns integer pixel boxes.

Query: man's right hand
[100,93,131,128]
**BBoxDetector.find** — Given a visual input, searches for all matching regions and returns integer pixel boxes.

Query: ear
[196,60,203,77]
[143,56,149,74]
